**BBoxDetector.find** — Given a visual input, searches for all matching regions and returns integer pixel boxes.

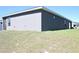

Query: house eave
[2,7,44,18]
[2,6,72,22]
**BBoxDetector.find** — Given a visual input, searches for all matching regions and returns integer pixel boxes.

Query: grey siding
[42,10,72,31]
[0,22,2,31]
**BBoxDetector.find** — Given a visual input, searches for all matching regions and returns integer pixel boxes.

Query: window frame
[53,16,56,19]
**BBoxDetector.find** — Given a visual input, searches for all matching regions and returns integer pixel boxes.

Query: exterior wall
[5,12,42,31]
[3,19,7,30]
[3,8,72,31]
[42,10,72,31]
[0,22,2,31]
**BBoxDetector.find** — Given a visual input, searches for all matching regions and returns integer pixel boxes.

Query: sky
[0,6,79,22]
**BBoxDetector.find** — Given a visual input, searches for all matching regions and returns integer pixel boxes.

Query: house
[2,7,72,31]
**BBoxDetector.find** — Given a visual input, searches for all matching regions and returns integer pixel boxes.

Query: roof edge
[2,6,72,22]
[2,6,44,18]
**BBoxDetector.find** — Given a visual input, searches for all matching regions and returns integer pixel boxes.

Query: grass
[0,29,79,53]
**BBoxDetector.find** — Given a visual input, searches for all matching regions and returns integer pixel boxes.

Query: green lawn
[0,29,79,53]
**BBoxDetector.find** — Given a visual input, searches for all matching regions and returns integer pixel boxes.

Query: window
[64,20,67,27]
[0,22,2,24]
[64,20,66,24]
[53,16,56,19]
[8,18,11,26]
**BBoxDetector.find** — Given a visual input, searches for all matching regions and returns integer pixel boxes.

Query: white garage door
[7,12,42,31]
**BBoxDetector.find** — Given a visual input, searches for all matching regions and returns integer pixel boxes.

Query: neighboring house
[72,22,79,29]
[0,20,2,31]
[2,7,72,31]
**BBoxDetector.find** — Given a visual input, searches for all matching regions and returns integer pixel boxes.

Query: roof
[3,7,44,18]
[3,6,72,22]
